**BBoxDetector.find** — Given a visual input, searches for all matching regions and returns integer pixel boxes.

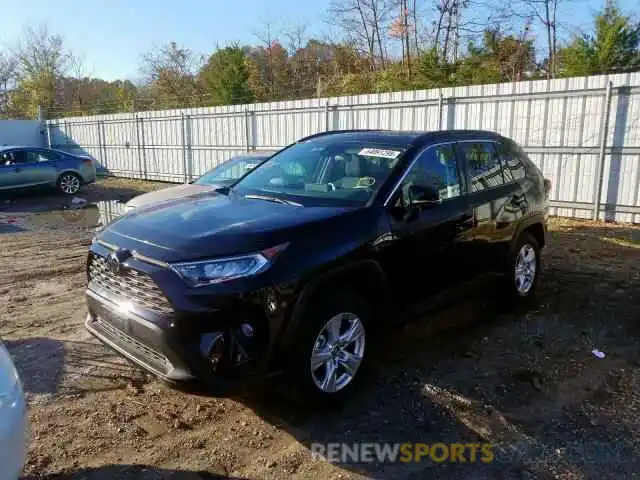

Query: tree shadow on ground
[240,220,640,479]
[3,337,149,399]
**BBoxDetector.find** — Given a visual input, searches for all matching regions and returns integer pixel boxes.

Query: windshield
[231,138,406,206]
[193,155,268,185]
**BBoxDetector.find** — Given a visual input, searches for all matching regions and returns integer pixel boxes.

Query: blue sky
[0,0,636,81]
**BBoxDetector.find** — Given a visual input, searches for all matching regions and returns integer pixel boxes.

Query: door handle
[456,216,475,232]
[511,194,526,206]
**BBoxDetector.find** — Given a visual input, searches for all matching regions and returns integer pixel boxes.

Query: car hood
[126,183,218,209]
[98,192,361,262]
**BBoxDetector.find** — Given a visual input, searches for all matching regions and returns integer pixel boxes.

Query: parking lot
[1,178,639,479]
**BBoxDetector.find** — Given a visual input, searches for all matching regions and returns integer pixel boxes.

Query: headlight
[170,243,288,287]
[0,342,22,411]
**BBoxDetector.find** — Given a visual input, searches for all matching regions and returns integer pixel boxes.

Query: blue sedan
[0,146,97,195]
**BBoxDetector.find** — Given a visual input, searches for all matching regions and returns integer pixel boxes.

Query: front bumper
[84,239,297,394]
[85,286,282,395]
[0,389,28,480]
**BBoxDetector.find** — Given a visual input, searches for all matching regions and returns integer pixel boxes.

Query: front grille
[89,254,174,315]
[92,316,170,375]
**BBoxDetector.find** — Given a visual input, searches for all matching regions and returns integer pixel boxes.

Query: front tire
[287,290,371,409]
[57,172,82,195]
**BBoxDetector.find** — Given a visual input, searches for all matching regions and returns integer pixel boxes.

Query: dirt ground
[1,178,640,479]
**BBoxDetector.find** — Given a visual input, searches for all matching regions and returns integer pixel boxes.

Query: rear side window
[456,142,504,192]
[26,151,58,163]
[496,140,526,181]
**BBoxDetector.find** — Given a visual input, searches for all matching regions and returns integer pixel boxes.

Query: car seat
[334,155,362,189]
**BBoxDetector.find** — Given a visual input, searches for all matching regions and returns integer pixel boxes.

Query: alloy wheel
[310,312,366,393]
[515,242,537,295]
[60,174,81,194]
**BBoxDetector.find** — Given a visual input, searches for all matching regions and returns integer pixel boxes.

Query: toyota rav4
[85,129,550,408]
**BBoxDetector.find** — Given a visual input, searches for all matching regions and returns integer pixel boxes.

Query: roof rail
[296,129,390,143]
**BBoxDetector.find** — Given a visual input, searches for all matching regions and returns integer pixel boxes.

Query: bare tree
[517,0,561,78]
[389,0,415,75]
[0,52,18,114]
[431,0,467,62]
[412,0,421,54]
[283,23,309,54]
[328,0,390,69]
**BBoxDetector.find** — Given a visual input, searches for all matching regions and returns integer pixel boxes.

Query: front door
[18,150,59,187]
[0,150,28,190]
[383,142,474,304]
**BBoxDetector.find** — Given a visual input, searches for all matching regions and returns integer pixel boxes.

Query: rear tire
[287,290,371,410]
[57,172,82,195]
[506,232,541,300]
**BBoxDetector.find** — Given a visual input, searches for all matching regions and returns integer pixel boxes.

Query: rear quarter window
[496,139,527,181]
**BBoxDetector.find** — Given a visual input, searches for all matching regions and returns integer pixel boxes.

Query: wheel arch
[57,169,84,183]
[279,259,390,352]
[513,214,546,251]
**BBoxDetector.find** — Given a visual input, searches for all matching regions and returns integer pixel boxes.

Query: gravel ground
[1,178,639,479]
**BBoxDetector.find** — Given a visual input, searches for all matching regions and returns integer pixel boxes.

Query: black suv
[86,130,550,407]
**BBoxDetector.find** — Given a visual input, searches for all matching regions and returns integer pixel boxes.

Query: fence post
[325,101,330,131]
[139,117,147,180]
[134,115,144,179]
[185,114,193,181]
[593,81,613,221]
[181,112,188,184]
[244,109,252,152]
[438,90,444,130]
[46,122,52,148]
[95,121,102,174]
[100,121,108,172]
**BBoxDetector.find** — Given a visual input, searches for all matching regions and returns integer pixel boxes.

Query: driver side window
[282,162,305,177]
[396,143,461,206]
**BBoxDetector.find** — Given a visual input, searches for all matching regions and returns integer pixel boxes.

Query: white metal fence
[46,72,640,223]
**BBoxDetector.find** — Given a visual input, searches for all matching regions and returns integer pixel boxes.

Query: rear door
[385,142,474,302]
[455,140,523,273]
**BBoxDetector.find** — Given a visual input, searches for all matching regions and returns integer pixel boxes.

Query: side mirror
[407,184,441,207]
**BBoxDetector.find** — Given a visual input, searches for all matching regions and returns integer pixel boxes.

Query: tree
[198,45,253,106]
[245,41,291,101]
[328,0,390,69]
[140,42,201,108]
[557,3,640,77]
[517,0,561,78]
[389,0,415,76]
[0,52,18,117]
[12,25,79,118]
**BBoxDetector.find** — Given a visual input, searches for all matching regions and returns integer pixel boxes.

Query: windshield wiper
[244,194,302,207]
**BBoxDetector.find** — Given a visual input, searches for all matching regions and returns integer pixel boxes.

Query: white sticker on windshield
[358,148,402,159]
[245,163,258,170]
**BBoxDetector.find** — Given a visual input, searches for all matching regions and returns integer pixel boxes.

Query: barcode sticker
[358,148,402,159]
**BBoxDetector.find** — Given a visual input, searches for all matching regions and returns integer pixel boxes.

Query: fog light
[240,323,254,337]
[200,332,225,368]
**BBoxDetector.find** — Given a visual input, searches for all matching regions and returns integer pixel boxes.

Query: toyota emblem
[106,249,131,275]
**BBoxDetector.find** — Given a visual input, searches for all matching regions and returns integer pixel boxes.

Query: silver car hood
[125,183,218,209]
